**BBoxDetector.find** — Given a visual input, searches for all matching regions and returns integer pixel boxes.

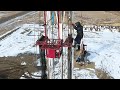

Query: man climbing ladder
[72,22,83,51]
[72,22,87,64]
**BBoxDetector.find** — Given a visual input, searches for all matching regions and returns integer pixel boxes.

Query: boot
[78,45,80,50]
[76,45,80,51]
[76,56,81,62]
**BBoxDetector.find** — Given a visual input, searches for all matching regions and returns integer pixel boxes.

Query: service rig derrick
[36,11,73,79]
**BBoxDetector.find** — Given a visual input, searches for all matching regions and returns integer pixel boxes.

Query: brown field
[73,11,120,26]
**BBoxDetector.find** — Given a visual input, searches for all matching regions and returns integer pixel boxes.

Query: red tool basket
[36,38,63,58]
[42,39,63,58]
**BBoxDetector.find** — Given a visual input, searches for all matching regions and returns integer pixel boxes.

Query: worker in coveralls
[72,22,83,51]
[72,22,86,63]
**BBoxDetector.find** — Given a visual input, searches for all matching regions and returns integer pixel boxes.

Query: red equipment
[36,38,63,58]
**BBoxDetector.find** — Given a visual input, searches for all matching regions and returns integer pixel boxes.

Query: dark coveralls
[72,22,83,50]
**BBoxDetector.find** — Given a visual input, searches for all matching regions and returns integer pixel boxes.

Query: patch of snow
[73,69,98,79]
[21,61,27,65]
[0,24,43,57]
[35,59,41,66]
[31,71,41,79]
[20,71,42,79]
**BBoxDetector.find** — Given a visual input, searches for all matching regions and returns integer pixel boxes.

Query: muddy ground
[0,11,119,79]
[0,54,40,79]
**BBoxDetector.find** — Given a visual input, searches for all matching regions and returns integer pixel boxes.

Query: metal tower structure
[36,11,73,79]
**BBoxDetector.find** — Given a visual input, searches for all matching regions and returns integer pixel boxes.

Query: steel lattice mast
[36,11,73,79]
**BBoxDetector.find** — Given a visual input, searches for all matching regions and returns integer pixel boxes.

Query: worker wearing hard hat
[72,22,83,51]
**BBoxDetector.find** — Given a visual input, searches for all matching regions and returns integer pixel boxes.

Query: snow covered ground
[0,24,120,79]
[0,24,43,57]
[73,68,98,79]
[83,27,120,79]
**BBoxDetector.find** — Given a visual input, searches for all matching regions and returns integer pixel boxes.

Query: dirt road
[0,11,43,36]
[0,11,31,24]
